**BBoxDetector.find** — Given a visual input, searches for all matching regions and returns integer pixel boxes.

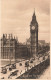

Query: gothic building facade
[1,11,38,59]
[1,34,18,59]
[1,34,29,59]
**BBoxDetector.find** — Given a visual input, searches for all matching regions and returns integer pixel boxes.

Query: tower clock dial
[32,26,35,30]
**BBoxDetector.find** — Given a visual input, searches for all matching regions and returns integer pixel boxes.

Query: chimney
[11,34,13,39]
[14,36,15,39]
[16,37,18,42]
[3,34,5,38]
[8,34,10,39]
[5,34,7,39]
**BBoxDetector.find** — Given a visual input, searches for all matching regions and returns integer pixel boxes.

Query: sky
[1,0,50,43]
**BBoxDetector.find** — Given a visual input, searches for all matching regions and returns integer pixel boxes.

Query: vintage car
[9,64,16,71]
[1,67,7,74]
[1,77,5,79]
[19,63,22,66]
[11,64,16,69]
[9,69,19,78]
[30,60,33,63]
[25,61,29,67]
[9,65,12,71]
[43,56,45,60]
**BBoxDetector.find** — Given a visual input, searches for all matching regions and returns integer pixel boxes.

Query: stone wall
[17,58,50,79]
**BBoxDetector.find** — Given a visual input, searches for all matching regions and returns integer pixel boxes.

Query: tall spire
[32,9,35,18]
[30,9,37,26]
[34,8,35,15]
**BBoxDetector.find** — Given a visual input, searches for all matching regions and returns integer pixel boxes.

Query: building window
[10,48,13,52]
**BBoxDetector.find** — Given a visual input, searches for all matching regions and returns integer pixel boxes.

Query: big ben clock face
[32,26,35,30]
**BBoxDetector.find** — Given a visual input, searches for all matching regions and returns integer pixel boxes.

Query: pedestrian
[25,68,26,72]
[21,70,22,72]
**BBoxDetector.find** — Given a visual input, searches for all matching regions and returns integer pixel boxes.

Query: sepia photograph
[0,0,50,79]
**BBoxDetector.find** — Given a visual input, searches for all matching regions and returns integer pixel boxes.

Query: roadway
[0,51,50,79]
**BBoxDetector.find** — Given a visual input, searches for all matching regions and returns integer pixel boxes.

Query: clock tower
[30,10,38,57]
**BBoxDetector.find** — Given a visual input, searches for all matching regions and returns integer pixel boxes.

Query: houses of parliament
[1,11,48,59]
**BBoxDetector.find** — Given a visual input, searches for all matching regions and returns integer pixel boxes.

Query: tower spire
[33,8,36,16]
[34,8,35,15]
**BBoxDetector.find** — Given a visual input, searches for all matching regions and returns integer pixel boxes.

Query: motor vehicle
[9,69,19,77]
[32,58,35,60]
[43,56,45,60]
[30,60,33,63]
[11,64,16,69]
[2,67,7,74]
[9,67,12,71]
[9,65,12,71]
[19,63,22,66]
[25,61,29,67]
[1,77,5,79]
